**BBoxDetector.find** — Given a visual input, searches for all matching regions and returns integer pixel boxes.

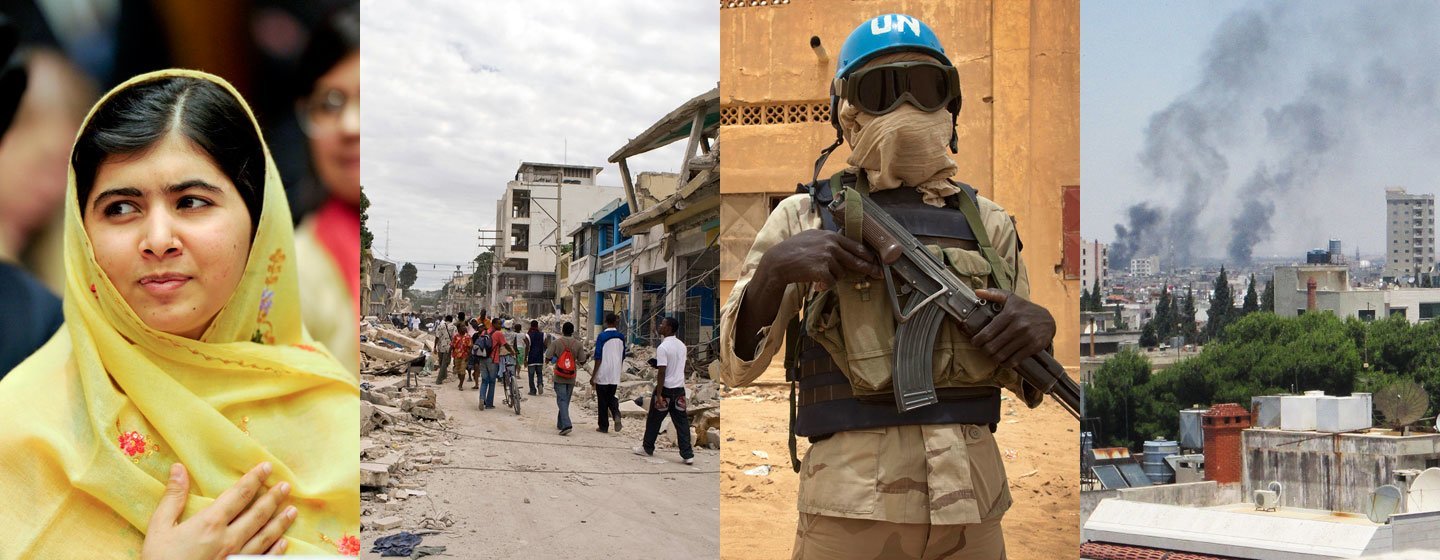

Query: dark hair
[73,76,265,231]
[604,313,618,326]
[444,314,453,321]
[563,322,574,336]
[529,320,539,329]
[663,316,680,334]
[458,311,466,321]
[295,2,359,99]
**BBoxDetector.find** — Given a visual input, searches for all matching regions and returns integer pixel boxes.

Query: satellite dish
[1408,468,1440,513]
[1370,484,1403,523]
[1375,380,1429,429]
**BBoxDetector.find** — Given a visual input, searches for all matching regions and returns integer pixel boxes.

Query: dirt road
[719,365,1079,559]
[361,368,720,558]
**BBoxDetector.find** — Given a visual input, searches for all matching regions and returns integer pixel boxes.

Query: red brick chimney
[1202,403,1251,484]
[1306,278,1318,312]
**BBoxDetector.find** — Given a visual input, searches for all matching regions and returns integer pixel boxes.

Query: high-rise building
[490,162,625,316]
[1384,187,1436,283]
[1081,239,1108,293]
[1129,256,1157,276]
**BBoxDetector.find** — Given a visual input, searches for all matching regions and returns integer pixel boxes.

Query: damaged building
[564,88,720,357]
[488,162,624,318]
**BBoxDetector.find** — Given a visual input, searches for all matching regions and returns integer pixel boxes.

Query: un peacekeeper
[719,13,1057,559]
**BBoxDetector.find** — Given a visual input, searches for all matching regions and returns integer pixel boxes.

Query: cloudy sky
[1083,1,1440,266]
[361,1,718,289]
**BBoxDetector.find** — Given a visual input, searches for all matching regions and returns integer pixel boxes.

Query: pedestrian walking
[592,313,626,433]
[545,322,589,435]
[633,317,693,464]
[526,320,548,395]
[433,314,455,384]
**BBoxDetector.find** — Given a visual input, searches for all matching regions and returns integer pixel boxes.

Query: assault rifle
[829,189,1082,419]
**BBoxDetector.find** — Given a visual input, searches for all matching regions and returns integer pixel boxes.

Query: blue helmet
[828,14,961,152]
[835,14,951,80]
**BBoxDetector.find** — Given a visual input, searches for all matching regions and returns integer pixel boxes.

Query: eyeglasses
[835,61,960,115]
[298,88,359,136]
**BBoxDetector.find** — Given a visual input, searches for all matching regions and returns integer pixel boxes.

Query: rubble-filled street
[718,365,1079,560]
[359,325,720,558]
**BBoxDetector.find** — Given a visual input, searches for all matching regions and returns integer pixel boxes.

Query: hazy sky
[361,0,718,290]
[1082,1,1440,266]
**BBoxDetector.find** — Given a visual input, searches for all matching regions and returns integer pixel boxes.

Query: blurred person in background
[290,1,360,376]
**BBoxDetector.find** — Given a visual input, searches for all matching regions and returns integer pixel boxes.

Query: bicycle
[502,362,522,415]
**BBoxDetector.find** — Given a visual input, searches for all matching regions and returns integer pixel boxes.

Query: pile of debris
[360,375,458,535]
[571,366,722,451]
[360,321,427,375]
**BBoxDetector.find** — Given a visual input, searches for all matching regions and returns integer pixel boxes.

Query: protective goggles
[835,61,960,115]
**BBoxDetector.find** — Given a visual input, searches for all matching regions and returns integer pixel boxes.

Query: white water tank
[1252,395,1284,428]
[1316,395,1371,433]
[1281,394,1320,431]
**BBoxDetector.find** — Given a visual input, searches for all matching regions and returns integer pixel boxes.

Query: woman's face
[306,51,360,206]
[82,132,254,339]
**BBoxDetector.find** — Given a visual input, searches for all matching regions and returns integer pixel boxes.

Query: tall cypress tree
[1182,286,1199,342]
[1206,267,1234,341]
[1154,286,1173,340]
[1242,273,1259,315]
[1261,277,1275,313]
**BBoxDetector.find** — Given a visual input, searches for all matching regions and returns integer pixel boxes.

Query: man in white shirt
[592,313,626,433]
[633,316,694,464]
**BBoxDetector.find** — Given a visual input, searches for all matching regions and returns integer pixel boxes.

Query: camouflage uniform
[720,193,1032,559]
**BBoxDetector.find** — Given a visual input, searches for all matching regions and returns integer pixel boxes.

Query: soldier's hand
[970,289,1056,369]
[756,229,881,292]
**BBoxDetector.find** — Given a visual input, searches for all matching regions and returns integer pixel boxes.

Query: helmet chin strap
[810,128,845,187]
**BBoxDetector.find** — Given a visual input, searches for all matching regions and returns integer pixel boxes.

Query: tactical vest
[784,171,1020,469]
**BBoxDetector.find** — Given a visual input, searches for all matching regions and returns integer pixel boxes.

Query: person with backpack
[479,320,508,409]
[545,322,589,435]
[433,314,456,384]
[526,320,549,396]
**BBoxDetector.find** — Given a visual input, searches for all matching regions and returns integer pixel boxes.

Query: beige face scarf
[840,52,961,207]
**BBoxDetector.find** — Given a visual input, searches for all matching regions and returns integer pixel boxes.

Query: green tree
[360,186,373,253]
[1181,286,1199,343]
[1081,286,1093,312]
[399,263,418,291]
[1154,286,1174,341]
[1087,349,1153,448]
[1113,304,1127,330]
[1139,321,1158,348]
[1242,273,1259,315]
[469,250,495,296]
[1206,267,1233,341]
[1261,277,1275,313]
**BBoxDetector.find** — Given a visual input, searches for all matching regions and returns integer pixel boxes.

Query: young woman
[0,70,359,557]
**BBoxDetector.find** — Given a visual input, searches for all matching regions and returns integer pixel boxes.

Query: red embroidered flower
[338,534,360,556]
[118,430,148,457]
[321,533,361,556]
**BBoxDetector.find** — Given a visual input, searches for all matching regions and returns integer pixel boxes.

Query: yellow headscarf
[0,70,359,557]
